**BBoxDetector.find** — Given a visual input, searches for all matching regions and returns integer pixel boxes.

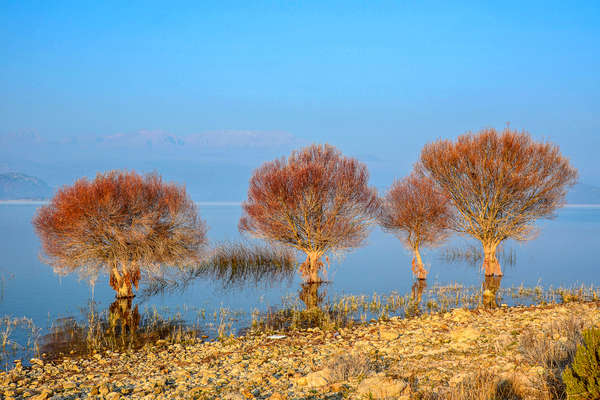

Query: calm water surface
[1,204,599,364]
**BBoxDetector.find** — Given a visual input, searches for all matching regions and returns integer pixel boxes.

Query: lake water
[1,204,599,366]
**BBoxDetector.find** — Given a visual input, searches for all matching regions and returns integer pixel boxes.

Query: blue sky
[1,1,599,193]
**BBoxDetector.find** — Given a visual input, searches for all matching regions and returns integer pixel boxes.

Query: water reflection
[299,282,326,310]
[109,298,140,335]
[40,300,199,361]
[482,275,503,308]
[142,242,296,296]
[441,244,516,272]
[406,279,427,316]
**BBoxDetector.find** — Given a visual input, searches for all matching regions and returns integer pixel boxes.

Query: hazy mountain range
[0,172,53,200]
[0,130,305,201]
[1,170,599,205]
[1,130,598,203]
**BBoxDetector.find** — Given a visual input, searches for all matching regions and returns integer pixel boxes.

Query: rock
[98,384,110,396]
[379,329,400,341]
[269,393,287,400]
[222,392,245,400]
[30,390,51,400]
[451,327,481,343]
[62,381,76,390]
[449,308,471,322]
[356,375,411,399]
[296,368,332,387]
[30,358,44,367]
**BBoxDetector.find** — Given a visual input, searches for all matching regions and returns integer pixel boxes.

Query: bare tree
[419,127,578,276]
[239,144,380,283]
[379,172,451,279]
[33,170,207,298]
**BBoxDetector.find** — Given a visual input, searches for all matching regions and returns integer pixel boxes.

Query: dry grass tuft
[327,352,377,381]
[416,371,524,400]
[518,315,590,399]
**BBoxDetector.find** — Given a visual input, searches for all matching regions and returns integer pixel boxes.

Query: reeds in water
[143,241,296,296]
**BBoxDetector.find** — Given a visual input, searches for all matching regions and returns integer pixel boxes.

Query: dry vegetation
[419,127,577,276]
[239,144,380,283]
[142,241,296,296]
[380,172,452,279]
[33,171,207,298]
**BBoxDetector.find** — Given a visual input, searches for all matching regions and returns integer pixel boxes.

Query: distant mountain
[567,183,600,205]
[0,172,53,200]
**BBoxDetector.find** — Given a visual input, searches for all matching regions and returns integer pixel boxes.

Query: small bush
[562,326,600,400]
[518,315,586,399]
[327,352,376,381]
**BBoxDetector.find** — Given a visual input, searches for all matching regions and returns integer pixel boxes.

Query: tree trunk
[482,242,502,277]
[110,267,135,298]
[412,247,428,280]
[303,252,323,283]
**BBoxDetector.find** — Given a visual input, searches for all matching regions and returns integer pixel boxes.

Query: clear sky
[1,1,599,190]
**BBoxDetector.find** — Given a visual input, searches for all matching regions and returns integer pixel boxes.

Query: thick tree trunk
[411,247,428,280]
[110,267,135,298]
[303,252,323,283]
[482,242,502,277]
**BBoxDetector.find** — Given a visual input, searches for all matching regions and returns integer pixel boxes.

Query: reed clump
[441,244,517,267]
[143,241,296,296]
[0,316,40,369]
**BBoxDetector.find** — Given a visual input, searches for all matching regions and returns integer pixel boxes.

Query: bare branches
[239,144,380,282]
[379,172,451,279]
[32,170,207,297]
[419,127,578,275]
[380,172,451,250]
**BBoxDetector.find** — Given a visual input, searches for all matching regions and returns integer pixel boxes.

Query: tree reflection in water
[407,279,427,316]
[109,297,140,335]
[482,275,503,308]
[40,299,197,361]
[299,282,326,310]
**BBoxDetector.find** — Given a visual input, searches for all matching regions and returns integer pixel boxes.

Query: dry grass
[441,244,517,267]
[415,372,524,400]
[327,352,377,381]
[518,315,591,399]
[142,241,296,296]
[0,316,40,369]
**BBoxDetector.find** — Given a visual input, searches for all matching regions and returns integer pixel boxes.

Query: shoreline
[2,301,599,399]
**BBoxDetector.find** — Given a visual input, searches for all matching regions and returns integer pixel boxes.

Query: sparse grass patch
[518,314,594,399]
[415,372,524,400]
[327,352,378,381]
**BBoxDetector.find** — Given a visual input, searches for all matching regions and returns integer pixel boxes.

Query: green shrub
[563,326,600,400]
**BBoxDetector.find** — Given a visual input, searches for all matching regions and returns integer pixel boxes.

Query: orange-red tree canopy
[239,144,380,283]
[33,170,207,297]
[379,172,452,279]
[419,127,578,276]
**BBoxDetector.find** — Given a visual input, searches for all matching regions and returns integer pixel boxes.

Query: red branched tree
[379,172,452,279]
[419,127,578,276]
[239,144,380,283]
[33,170,207,298]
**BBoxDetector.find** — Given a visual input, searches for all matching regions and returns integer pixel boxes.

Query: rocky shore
[2,302,599,400]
